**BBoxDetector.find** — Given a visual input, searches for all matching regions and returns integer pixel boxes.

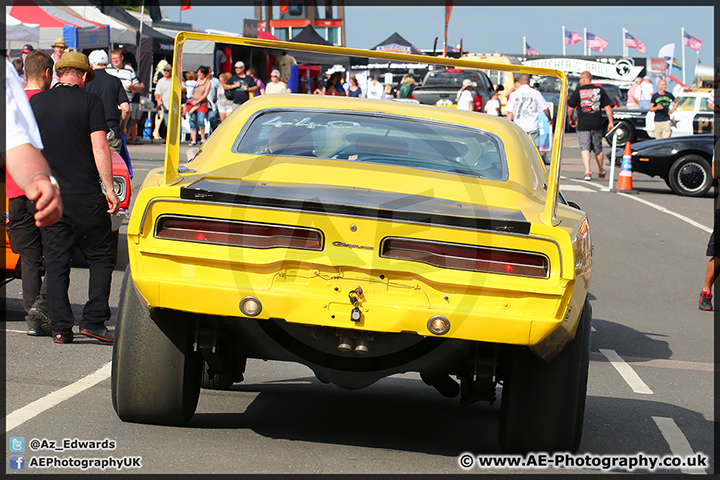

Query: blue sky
[167,5,714,68]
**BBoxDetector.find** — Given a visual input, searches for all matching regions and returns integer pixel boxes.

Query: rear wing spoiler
[164,32,568,226]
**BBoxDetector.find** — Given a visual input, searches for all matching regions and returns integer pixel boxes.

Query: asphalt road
[4,133,715,474]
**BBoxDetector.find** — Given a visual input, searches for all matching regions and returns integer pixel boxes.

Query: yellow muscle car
[112,33,592,454]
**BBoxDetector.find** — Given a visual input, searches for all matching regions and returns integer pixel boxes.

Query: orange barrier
[616,142,633,190]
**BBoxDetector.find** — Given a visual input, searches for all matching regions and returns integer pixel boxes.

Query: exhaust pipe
[421,371,460,398]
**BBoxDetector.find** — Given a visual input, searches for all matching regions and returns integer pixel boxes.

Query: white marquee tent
[6,10,40,50]
[59,3,138,46]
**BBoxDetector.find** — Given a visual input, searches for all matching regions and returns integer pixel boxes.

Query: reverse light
[381,238,549,279]
[240,296,262,316]
[155,215,323,250]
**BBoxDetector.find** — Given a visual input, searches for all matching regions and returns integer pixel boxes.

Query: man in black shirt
[30,52,120,344]
[568,71,614,181]
[85,49,129,154]
[224,61,258,110]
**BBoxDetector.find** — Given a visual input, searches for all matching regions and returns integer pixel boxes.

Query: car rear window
[537,76,580,94]
[234,110,506,180]
[422,71,485,89]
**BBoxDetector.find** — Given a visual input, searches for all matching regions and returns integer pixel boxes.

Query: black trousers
[41,192,114,334]
[7,196,47,316]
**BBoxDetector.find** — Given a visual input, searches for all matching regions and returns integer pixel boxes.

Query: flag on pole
[624,32,646,54]
[181,0,192,11]
[658,43,675,76]
[672,58,682,71]
[525,40,540,56]
[146,0,162,22]
[586,32,608,52]
[443,0,454,56]
[564,29,582,45]
[683,31,702,51]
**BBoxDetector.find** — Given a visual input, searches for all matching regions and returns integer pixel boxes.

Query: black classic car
[608,134,716,196]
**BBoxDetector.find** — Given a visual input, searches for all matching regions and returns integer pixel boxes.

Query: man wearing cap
[456,78,477,111]
[154,63,174,139]
[29,52,120,344]
[224,61,258,111]
[20,44,34,80]
[505,73,553,149]
[85,50,130,154]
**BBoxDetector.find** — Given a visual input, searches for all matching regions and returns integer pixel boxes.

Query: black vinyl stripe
[179,187,531,235]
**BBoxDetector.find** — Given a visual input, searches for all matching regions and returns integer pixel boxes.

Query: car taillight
[102,176,130,209]
[474,94,483,112]
[409,93,414,99]
[614,100,619,108]
[447,68,462,73]
[380,238,549,278]
[155,215,323,251]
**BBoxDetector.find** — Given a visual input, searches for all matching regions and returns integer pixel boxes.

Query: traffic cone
[616,141,633,190]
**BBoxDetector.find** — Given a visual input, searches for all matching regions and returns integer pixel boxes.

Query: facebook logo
[9,455,25,470]
[9,437,24,452]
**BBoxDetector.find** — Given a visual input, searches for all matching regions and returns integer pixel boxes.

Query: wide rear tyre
[111,268,202,425]
[499,299,592,453]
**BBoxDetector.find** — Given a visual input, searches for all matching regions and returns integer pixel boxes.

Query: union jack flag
[525,41,540,56]
[624,32,645,54]
[564,30,582,46]
[683,31,702,51]
[586,32,608,52]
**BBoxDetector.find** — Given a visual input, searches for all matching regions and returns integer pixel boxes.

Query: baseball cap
[234,61,244,69]
[21,44,34,53]
[88,50,109,67]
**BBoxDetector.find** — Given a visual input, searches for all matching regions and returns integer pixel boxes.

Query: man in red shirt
[6,50,54,336]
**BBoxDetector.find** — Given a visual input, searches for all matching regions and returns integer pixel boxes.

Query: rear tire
[606,121,635,145]
[499,299,591,453]
[667,155,712,197]
[111,268,202,425]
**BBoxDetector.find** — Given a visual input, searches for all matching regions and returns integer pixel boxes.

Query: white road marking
[5,362,112,433]
[6,329,28,334]
[559,185,596,192]
[652,416,707,474]
[599,348,653,394]
[618,193,712,233]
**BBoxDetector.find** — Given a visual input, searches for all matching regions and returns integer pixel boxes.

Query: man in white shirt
[637,76,654,110]
[505,74,552,147]
[366,76,386,100]
[106,49,144,143]
[154,63,173,140]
